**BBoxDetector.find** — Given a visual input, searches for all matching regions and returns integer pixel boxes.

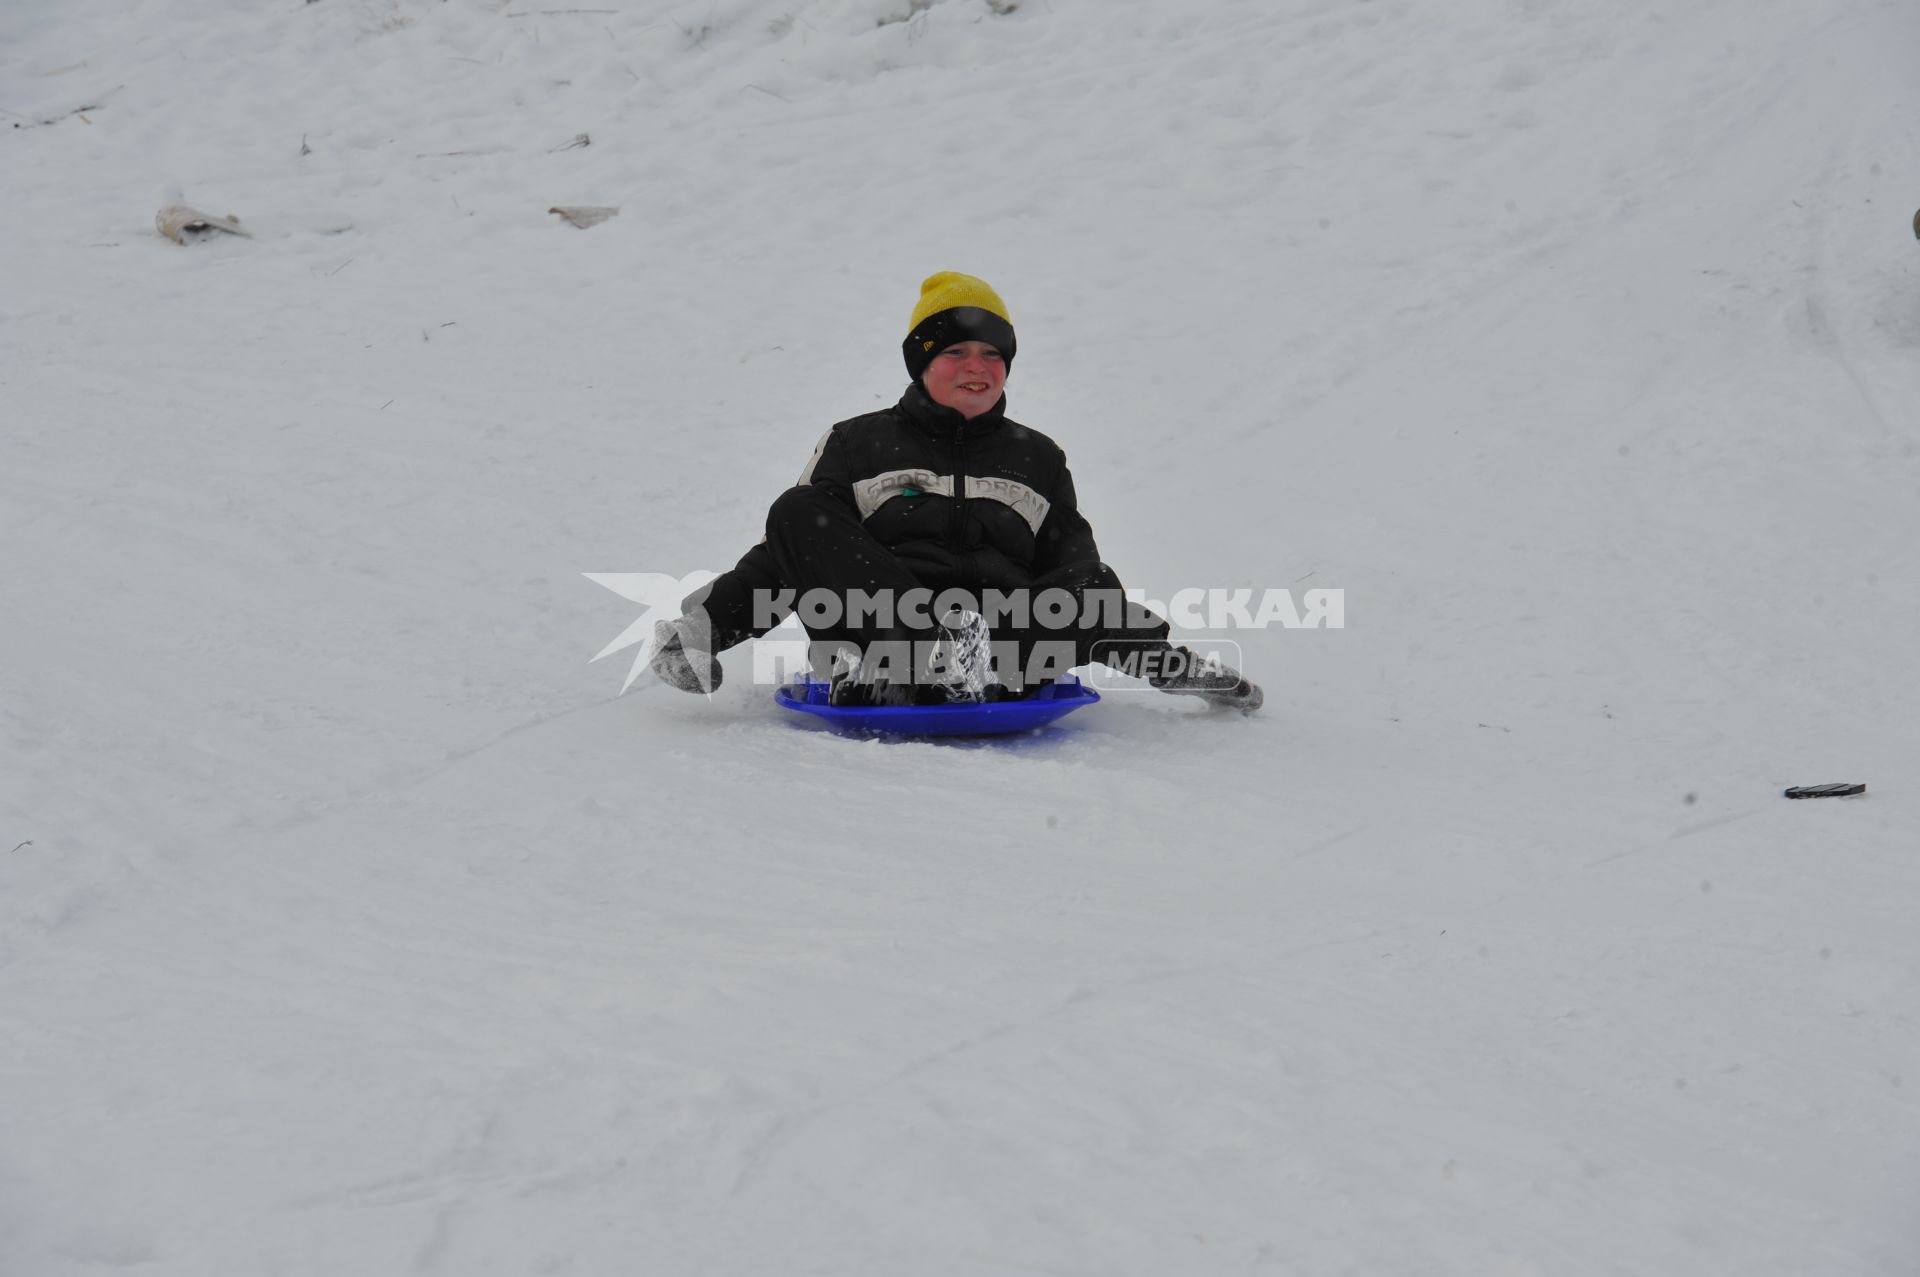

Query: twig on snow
[8,84,125,129]
[549,205,619,228]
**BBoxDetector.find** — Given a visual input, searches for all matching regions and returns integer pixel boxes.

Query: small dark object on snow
[1913,207,1920,240]
[1783,782,1865,799]
[549,204,618,229]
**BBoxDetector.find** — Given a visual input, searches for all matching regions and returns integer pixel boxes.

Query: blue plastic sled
[775,676,1099,737]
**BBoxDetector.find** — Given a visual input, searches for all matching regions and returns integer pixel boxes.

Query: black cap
[902,306,1018,381]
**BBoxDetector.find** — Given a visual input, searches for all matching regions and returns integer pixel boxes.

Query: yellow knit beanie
[902,272,1016,380]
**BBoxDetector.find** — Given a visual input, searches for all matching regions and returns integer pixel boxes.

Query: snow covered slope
[4,1,1918,1273]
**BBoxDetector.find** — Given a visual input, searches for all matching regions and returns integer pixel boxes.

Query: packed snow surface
[4,0,1918,1273]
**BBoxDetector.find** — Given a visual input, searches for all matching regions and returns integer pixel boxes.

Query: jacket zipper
[947,421,968,556]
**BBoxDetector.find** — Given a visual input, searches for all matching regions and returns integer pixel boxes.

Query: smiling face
[920,340,1008,419]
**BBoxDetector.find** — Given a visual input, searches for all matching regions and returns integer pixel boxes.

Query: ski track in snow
[4,0,1920,1273]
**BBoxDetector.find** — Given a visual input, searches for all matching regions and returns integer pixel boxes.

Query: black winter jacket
[697,384,1103,645]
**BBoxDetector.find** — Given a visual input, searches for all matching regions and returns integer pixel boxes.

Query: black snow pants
[692,484,1174,690]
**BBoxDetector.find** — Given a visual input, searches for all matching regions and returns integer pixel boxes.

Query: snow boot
[827,654,925,707]
[826,635,956,707]
[929,608,995,703]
